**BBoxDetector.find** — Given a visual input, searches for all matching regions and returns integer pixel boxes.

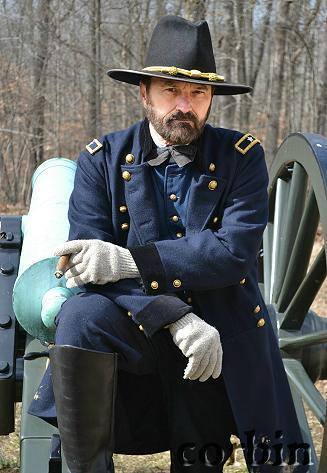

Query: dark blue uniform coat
[64,121,306,464]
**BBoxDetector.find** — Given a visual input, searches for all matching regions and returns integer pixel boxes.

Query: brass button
[139,325,144,331]
[122,171,131,181]
[260,435,271,446]
[176,232,183,238]
[257,318,265,328]
[119,205,127,213]
[187,297,192,304]
[213,216,219,224]
[171,215,179,222]
[169,193,177,201]
[127,311,132,317]
[125,153,134,164]
[121,223,129,231]
[173,279,182,288]
[208,180,218,190]
[209,163,216,172]
[150,281,159,290]
[254,305,261,314]
[240,278,246,285]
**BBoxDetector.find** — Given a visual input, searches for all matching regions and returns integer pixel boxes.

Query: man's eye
[166,88,177,93]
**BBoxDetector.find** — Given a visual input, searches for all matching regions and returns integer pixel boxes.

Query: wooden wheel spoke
[318,408,327,473]
[263,222,273,302]
[283,359,326,425]
[272,163,308,303]
[286,370,319,470]
[280,330,327,352]
[270,177,291,302]
[280,247,326,330]
[277,188,320,312]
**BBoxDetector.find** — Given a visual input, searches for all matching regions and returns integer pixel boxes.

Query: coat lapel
[121,161,160,245]
[186,125,227,235]
[185,174,227,235]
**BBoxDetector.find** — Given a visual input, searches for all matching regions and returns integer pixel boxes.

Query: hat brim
[107,69,252,95]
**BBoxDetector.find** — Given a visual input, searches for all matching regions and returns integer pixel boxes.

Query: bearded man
[28,15,309,473]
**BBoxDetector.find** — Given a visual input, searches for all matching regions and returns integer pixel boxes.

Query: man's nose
[175,95,192,113]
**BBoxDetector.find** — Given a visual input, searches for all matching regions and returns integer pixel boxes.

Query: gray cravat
[147,144,197,167]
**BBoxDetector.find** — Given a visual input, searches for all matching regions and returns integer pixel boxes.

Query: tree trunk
[235,1,255,130]
[183,0,206,21]
[88,0,101,138]
[23,0,50,203]
[265,0,292,166]
[251,0,273,91]
[31,0,50,166]
[221,0,236,128]
[317,20,327,136]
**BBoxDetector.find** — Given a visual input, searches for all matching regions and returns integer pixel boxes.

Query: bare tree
[183,0,207,21]
[0,0,325,206]
[88,0,102,138]
[30,0,51,167]
[317,17,327,136]
[265,0,292,165]
[219,0,236,128]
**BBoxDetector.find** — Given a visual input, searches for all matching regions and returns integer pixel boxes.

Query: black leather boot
[49,345,118,473]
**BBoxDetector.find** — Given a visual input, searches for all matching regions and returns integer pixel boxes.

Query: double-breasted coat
[32,120,308,469]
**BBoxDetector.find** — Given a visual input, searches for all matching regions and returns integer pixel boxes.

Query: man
[29,16,309,473]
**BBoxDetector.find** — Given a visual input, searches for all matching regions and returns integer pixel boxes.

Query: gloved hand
[168,312,223,382]
[54,239,140,288]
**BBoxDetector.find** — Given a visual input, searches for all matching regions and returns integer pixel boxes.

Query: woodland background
[0,2,326,471]
[0,0,326,205]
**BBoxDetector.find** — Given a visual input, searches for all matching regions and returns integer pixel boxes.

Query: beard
[144,97,211,145]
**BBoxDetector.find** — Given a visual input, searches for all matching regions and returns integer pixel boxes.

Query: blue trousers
[29,292,238,472]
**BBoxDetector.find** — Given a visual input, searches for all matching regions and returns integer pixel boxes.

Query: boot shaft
[50,345,118,473]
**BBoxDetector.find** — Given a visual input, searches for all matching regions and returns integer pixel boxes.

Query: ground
[0,204,326,472]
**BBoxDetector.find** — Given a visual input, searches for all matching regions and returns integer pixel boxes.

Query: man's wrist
[117,247,140,279]
[167,312,199,333]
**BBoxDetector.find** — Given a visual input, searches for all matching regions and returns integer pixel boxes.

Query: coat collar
[120,122,226,244]
[185,126,227,235]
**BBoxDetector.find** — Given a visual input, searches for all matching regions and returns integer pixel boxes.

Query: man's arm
[128,143,269,295]
[66,146,192,337]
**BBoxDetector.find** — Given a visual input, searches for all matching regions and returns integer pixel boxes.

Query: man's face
[140,77,213,145]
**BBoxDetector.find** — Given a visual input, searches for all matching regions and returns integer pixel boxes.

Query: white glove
[54,239,140,288]
[168,313,223,382]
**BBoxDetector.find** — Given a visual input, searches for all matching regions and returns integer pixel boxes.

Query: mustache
[165,111,198,124]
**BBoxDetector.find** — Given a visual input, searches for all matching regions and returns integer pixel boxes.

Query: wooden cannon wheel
[261,132,327,473]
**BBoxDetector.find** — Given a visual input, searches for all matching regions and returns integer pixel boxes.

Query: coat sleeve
[67,148,192,337]
[128,143,269,295]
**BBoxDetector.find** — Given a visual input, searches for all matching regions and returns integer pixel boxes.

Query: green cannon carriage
[0,132,326,472]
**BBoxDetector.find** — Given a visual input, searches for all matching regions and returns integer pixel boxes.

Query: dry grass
[0,405,20,472]
[0,204,27,217]
[0,404,246,472]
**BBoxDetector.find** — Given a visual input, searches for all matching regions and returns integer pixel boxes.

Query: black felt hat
[107,15,251,95]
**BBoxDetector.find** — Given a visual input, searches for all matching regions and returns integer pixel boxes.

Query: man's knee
[54,292,121,346]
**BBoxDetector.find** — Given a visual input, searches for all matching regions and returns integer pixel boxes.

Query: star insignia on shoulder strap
[234,133,260,155]
[86,138,103,155]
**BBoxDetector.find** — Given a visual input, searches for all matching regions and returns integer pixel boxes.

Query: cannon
[0,157,76,472]
[0,132,326,472]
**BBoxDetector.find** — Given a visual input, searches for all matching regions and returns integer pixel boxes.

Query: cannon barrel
[13,158,77,343]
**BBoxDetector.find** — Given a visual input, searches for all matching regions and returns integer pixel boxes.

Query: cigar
[54,254,71,279]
